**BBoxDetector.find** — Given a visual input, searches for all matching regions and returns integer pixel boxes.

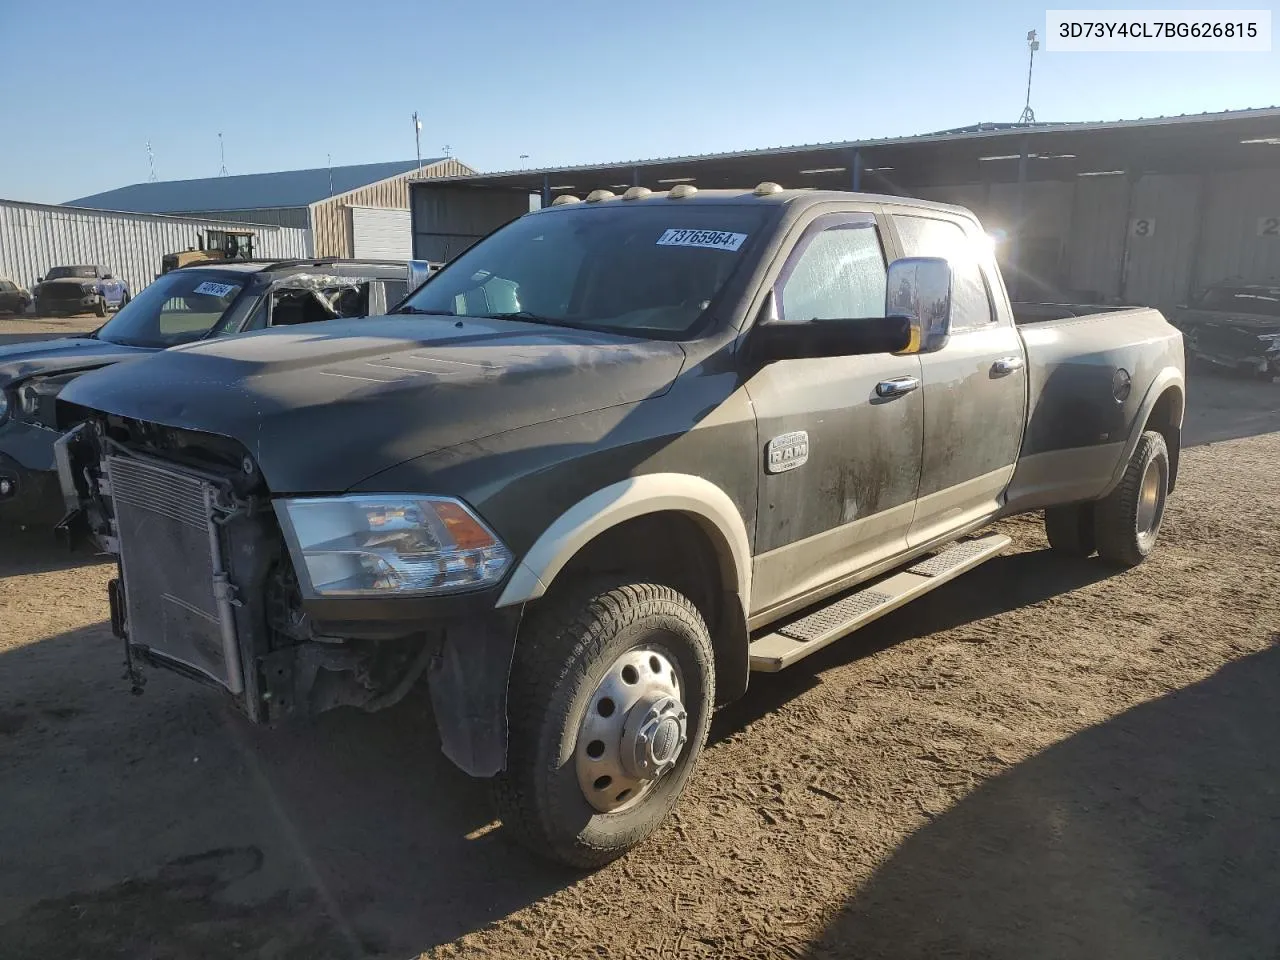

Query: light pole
[412,112,423,173]
[1019,30,1040,124]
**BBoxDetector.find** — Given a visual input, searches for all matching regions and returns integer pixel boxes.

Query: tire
[1044,503,1097,557]
[492,580,715,869]
[1093,430,1170,568]
[93,297,107,317]
[118,292,130,310]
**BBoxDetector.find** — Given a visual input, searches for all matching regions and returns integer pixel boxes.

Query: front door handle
[991,356,1025,376]
[876,376,921,399]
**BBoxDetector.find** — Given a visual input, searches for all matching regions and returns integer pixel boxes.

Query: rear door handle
[875,376,921,399]
[991,356,1025,376]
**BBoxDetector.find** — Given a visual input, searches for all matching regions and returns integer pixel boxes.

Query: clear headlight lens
[277,495,512,597]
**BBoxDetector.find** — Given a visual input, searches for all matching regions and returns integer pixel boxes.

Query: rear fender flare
[1104,365,1184,495]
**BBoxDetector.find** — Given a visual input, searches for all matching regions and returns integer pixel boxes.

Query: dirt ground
[0,315,104,346]
[1,373,1278,960]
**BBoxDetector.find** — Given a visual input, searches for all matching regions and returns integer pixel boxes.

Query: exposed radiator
[105,454,243,693]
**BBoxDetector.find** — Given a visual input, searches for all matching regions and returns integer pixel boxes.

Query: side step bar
[748,533,1011,672]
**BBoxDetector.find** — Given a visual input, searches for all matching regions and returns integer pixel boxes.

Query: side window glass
[892,215,994,330]
[778,222,887,322]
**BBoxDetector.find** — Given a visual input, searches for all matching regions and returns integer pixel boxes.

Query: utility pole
[146,140,157,182]
[327,153,334,196]
[442,143,452,158]
[218,132,228,176]
[412,112,423,174]
[1019,30,1039,124]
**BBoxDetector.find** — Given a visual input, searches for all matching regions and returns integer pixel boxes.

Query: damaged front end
[55,416,522,775]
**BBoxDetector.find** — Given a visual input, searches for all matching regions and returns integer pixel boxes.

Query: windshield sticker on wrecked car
[656,229,747,252]
[192,281,238,298]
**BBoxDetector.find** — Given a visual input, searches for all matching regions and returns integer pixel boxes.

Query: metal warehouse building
[69,157,476,260]
[409,106,1280,311]
[0,199,310,297]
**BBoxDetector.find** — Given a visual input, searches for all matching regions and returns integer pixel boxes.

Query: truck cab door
[886,210,1028,547]
[744,211,924,618]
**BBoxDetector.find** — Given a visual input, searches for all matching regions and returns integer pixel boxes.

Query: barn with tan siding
[67,157,476,258]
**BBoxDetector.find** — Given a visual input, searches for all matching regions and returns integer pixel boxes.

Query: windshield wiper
[392,305,455,316]
[487,311,578,328]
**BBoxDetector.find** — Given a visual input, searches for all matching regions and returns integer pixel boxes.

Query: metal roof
[426,106,1280,191]
[66,158,449,214]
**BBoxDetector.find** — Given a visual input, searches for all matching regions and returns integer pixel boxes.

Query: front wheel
[492,580,715,869]
[93,297,107,317]
[1094,430,1170,568]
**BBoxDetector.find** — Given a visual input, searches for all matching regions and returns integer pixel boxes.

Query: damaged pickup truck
[55,185,1184,868]
[0,258,410,527]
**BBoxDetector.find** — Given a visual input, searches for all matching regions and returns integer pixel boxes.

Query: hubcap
[575,646,687,813]
[1136,456,1166,537]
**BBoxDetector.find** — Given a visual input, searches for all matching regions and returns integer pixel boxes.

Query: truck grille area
[106,454,243,693]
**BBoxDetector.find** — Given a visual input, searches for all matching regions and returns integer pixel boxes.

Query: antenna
[412,112,423,174]
[441,143,452,158]
[146,140,157,182]
[1019,29,1039,124]
[218,132,229,176]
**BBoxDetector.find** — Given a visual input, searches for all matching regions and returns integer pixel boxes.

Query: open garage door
[351,206,412,259]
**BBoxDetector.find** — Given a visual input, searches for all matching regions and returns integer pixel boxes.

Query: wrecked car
[56,186,1184,869]
[0,259,410,526]
[1172,279,1280,380]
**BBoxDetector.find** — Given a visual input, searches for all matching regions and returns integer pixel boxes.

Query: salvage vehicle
[0,258,410,527]
[0,279,33,316]
[35,265,130,317]
[1172,279,1280,380]
[54,185,1185,868]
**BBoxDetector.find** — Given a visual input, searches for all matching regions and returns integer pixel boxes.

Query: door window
[893,215,994,331]
[777,221,887,322]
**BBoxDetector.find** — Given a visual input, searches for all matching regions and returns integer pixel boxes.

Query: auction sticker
[192,281,239,298]
[657,228,747,251]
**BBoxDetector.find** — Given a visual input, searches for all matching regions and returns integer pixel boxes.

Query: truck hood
[39,278,97,289]
[0,337,153,386]
[59,315,688,492]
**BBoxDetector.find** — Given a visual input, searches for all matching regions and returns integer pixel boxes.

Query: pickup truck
[54,185,1185,869]
[0,258,411,528]
[34,265,130,317]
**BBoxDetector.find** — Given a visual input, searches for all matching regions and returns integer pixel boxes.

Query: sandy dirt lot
[1,373,1278,959]
[0,315,104,347]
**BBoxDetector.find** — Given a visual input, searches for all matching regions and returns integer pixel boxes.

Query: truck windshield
[399,204,770,337]
[96,271,247,348]
[46,266,98,280]
[1201,287,1280,318]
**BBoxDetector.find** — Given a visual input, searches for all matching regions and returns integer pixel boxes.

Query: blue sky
[1,0,1275,204]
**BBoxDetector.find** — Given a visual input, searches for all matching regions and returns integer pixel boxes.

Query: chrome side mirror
[886,256,952,355]
[406,259,439,293]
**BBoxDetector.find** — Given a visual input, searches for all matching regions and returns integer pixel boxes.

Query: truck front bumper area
[0,422,65,526]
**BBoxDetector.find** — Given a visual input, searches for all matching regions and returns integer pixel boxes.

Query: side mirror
[886,256,952,355]
[36,276,43,283]
[748,256,953,363]
[406,259,437,293]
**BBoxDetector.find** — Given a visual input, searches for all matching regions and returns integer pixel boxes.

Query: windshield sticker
[192,281,238,298]
[656,229,747,252]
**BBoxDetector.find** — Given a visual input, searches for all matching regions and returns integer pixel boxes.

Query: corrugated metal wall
[409,184,532,262]
[310,157,476,258]
[0,200,311,298]
[904,164,1279,308]
[178,206,312,230]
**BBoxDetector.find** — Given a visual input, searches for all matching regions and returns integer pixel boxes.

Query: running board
[748,533,1011,672]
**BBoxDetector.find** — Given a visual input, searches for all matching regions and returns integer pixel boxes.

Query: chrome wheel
[575,645,688,813]
[1136,455,1166,538]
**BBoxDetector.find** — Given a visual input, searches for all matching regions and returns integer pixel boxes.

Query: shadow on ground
[1182,369,1280,447]
[0,544,1120,959]
[0,526,103,578]
[809,639,1280,960]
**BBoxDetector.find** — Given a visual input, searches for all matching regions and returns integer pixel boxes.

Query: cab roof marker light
[622,186,652,200]
[668,184,698,198]
[585,189,616,202]
[550,195,581,206]
[753,181,784,196]
[798,167,846,175]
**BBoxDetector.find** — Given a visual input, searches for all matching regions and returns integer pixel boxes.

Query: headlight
[277,495,513,597]
[1258,333,1280,347]
[81,283,97,294]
